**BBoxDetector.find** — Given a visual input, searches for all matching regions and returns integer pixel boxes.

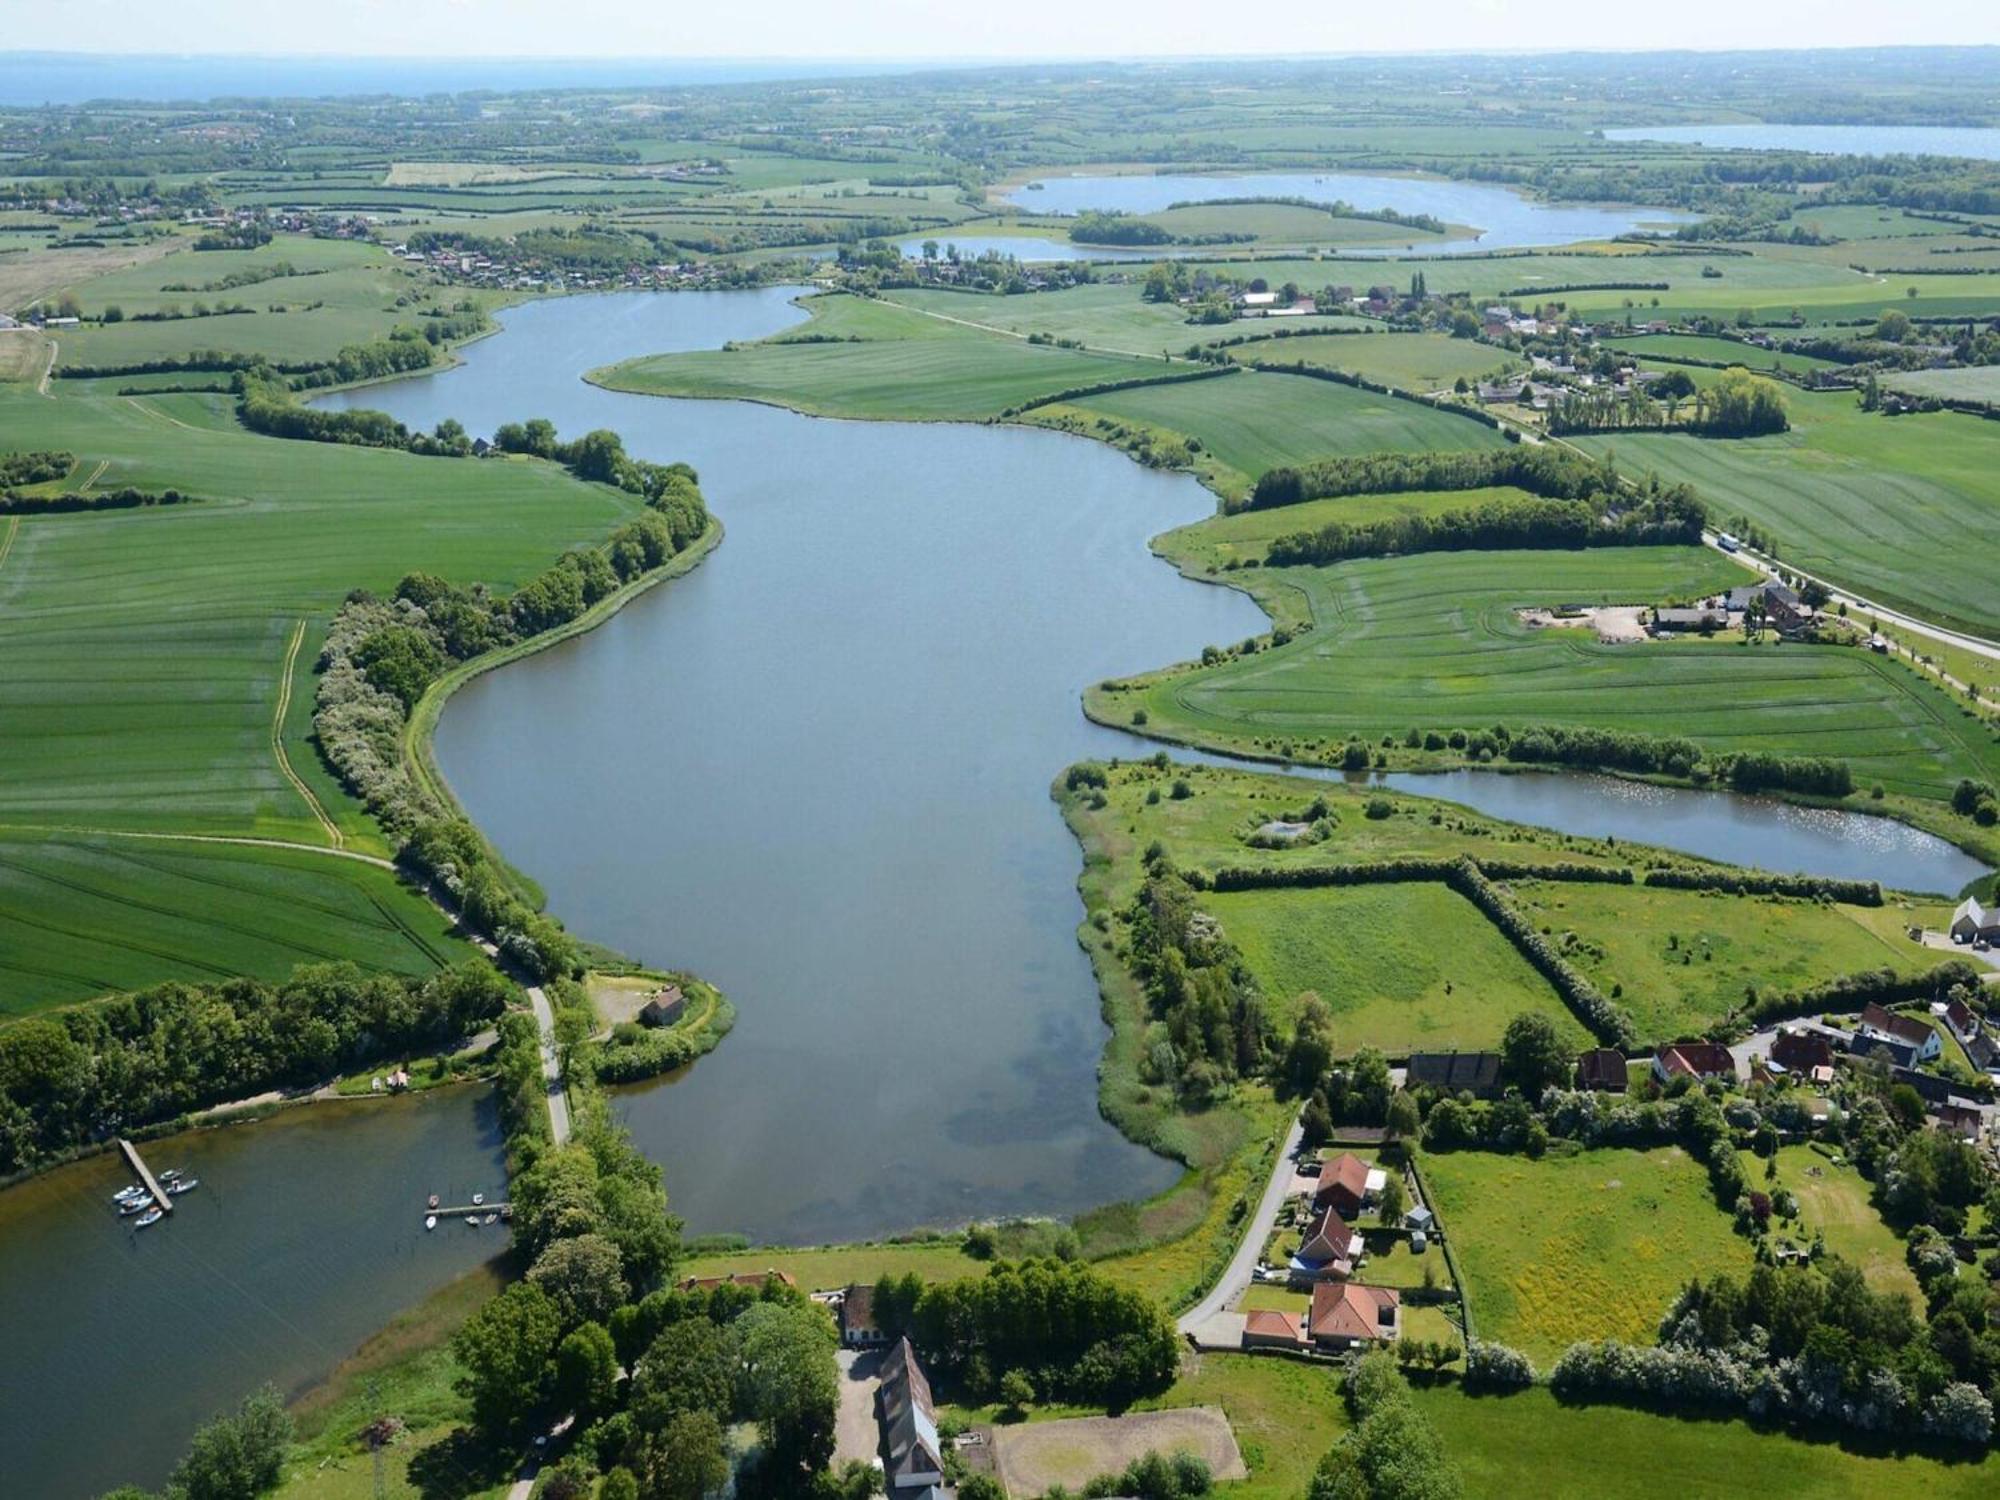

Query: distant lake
[1006,172,1697,253]
[895,236,1193,263]
[1606,124,2000,161]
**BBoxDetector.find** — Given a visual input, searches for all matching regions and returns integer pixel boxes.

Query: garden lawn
[1570,387,2000,636]
[1745,1144,1920,1305]
[1102,545,1999,803]
[1503,880,1935,1041]
[1418,1385,1997,1499]
[1420,1144,1752,1364]
[595,292,1167,420]
[1068,368,1505,480]
[1229,331,1521,389]
[1205,882,1588,1051]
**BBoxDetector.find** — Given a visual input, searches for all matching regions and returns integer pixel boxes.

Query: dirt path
[0,516,18,578]
[38,338,56,395]
[0,822,395,869]
[272,618,344,848]
[74,458,108,493]
[123,394,204,432]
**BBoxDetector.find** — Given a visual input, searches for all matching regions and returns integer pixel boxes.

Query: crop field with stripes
[1107,546,1999,802]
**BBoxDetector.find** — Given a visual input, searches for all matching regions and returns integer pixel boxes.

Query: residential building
[1858,1003,1941,1064]
[1892,1065,1951,1105]
[1576,1048,1629,1091]
[1294,1205,1364,1280]
[1242,1308,1307,1350]
[879,1337,945,1493]
[1406,1051,1503,1097]
[840,1284,890,1348]
[1931,1100,1983,1140]
[1312,1153,1376,1218]
[639,985,687,1028]
[1940,995,1981,1045]
[1652,1041,1738,1084]
[1966,1029,2000,1077]
[1770,1026,1835,1076]
[1309,1282,1400,1350]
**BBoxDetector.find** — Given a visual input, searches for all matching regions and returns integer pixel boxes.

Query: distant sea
[0,53,942,106]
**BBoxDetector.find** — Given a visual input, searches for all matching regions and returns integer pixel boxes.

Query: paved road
[1177,1114,1304,1336]
[528,983,572,1145]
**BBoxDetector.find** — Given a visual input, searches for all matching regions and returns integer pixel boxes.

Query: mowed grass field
[1885,364,2000,405]
[1421,1144,1752,1363]
[1228,331,1521,389]
[0,833,456,1013]
[1746,1145,1920,1304]
[1069,368,1505,480]
[595,291,1168,420]
[1571,388,2000,635]
[1504,880,1937,1039]
[0,383,650,1009]
[1108,545,1999,802]
[1605,332,1842,375]
[1166,485,1533,568]
[880,283,1373,354]
[1205,883,1588,1052]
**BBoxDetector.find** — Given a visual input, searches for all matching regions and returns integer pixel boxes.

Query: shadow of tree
[406,1426,517,1500]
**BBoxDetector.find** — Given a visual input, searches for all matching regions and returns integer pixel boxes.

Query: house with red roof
[1859,1003,1940,1064]
[1311,1153,1382,1219]
[1651,1041,1738,1085]
[1293,1205,1364,1281]
[1309,1282,1400,1351]
[1241,1309,1307,1350]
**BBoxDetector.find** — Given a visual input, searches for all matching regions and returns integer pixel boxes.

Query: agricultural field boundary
[272,618,343,849]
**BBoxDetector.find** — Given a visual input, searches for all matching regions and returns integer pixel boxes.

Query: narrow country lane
[1178,1114,1304,1340]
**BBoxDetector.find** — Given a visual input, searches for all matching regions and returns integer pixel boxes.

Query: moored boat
[471,1192,484,1206]
[117,1198,151,1216]
[427,1193,440,1210]
[112,1185,146,1203]
[424,1214,437,1231]
[134,1208,163,1228]
[464,1214,478,1226]
[167,1177,198,1195]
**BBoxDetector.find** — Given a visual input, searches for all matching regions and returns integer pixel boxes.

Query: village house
[879,1337,946,1494]
[1951,896,2000,947]
[1930,1099,1983,1140]
[1576,1048,1629,1092]
[1892,1065,1952,1106]
[1858,1003,1941,1064]
[1652,1041,1738,1085]
[1938,995,1981,1045]
[1311,1153,1383,1219]
[1649,605,1728,636]
[1309,1282,1400,1351]
[1769,1026,1837,1083]
[1406,1051,1503,1097]
[1727,580,1814,634]
[1292,1204,1366,1281]
[639,984,687,1028]
[1965,1029,2000,1078]
[840,1284,891,1348]
[1241,1308,1307,1351]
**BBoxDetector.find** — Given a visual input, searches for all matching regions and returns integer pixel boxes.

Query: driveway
[834,1347,885,1469]
[1177,1115,1304,1337]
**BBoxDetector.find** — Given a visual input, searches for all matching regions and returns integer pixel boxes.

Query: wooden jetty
[429,1202,511,1220]
[117,1137,174,1214]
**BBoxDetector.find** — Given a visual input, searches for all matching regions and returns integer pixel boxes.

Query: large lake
[1005,171,1698,252]
[0,1091,508,1499]
[1606,124,2000,161]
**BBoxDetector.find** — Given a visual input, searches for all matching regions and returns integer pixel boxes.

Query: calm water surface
[324,289,1264,1244]
[0,1090,507,1499]
[1006,172,1697,252]
[1606,124,2000,161]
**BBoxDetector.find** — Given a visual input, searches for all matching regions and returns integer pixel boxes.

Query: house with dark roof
[1859,1004,1940,1064]
[1931,1100,1983,1140]
[1892,1065,1952,1105]
[639,985,687,1028]
[1853,1032,1920,1070]
[1309,1282,1400,1350]
[1311,1154,1382,1219]
[1966,1029,2000,1078]
[1770,1026,1835,1077]
[840,1284,889,1348]
[1406,1051,1503,1097]
[1576,1048,1629,1092]
[1941,996,1981,1045]
[1652,1041,1737,1085]
[1242,1308,1307,1350]
[879,1337,945,1493]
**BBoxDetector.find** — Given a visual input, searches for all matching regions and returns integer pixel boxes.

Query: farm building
[879,1337,945,1493]
[1576,1048,1629,1092]
[639,985,687,1027]
[1652,1041,1737,1084]
[1309,1282,1400,1350]
[1951,897,2000,946]
[1406,1051,1503,1097]
[840,1284,890,1348]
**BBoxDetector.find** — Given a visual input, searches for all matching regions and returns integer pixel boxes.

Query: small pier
[428,1202,511,1221]
[117,1137,174,1215]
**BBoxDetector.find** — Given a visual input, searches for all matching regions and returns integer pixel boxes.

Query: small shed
[639,985,687,1028]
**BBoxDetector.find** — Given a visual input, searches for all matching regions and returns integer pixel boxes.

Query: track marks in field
[272,618,343,848]
[0,516,18,578]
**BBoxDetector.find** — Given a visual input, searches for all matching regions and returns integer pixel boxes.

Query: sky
[4,0,1999,61]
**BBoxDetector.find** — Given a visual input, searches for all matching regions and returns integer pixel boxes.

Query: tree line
[1246,444,1625,512]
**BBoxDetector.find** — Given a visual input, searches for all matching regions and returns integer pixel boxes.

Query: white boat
[483,1213,498,1226]
[113,1185,146,1203]
[134,1208,164,1228]
[118,1198,151,1216]
[424,1214,438,1231]
[168,1177,198,1195]
[464,1214,478,1226]
[471,1192,485,1206]
[157,1167,181,1180]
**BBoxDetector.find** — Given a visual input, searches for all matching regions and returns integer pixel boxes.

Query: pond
[1004,171,1698,252]
[320,288,1263,1245]
[0,1090,508,1500]
[1605,124,2000,161]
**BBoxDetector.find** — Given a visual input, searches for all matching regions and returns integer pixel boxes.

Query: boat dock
[117,1137,174,1215]
[428,1202,511,1220]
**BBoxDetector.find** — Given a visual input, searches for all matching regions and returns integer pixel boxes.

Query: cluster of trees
[490,421,711,543]
[1247,444,1622,512]
[1028,1451,1212,1500]
[1640,867,1880,904]
[0,961,511,1176]
[1,485,191,514]
[1552,1251,1997,1446]
[1307,1350,1462,1500]
[1448,858,1637,1049]
[1502,723,1695,779]
[1068,210,1175,245]
[1126,855,1270,1103]
[1742,960,1981,1031]
[866,1258,1180,1406]
[1263,480,1703,567]
[1952,779,1998,827]
[1721,751,1853,798]
[96,1388,293,1500]
[0,449,73,486]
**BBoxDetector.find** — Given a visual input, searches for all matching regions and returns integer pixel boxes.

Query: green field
[1069,368,1506,479]
[1165,485,1534,567]
[1885,364,2000,406]
[1745,1145,1920,1304]
[880,283,1374,355]
[1228,331,1522,389]
[1206,882,1587,1052]
[1421,1144,1753,1363]
[1571,388,2000,636]
[1100,545,1999,803]
[1505,880,1937,1038]
[1606,332,1842,375]
[596,291,1168,419]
